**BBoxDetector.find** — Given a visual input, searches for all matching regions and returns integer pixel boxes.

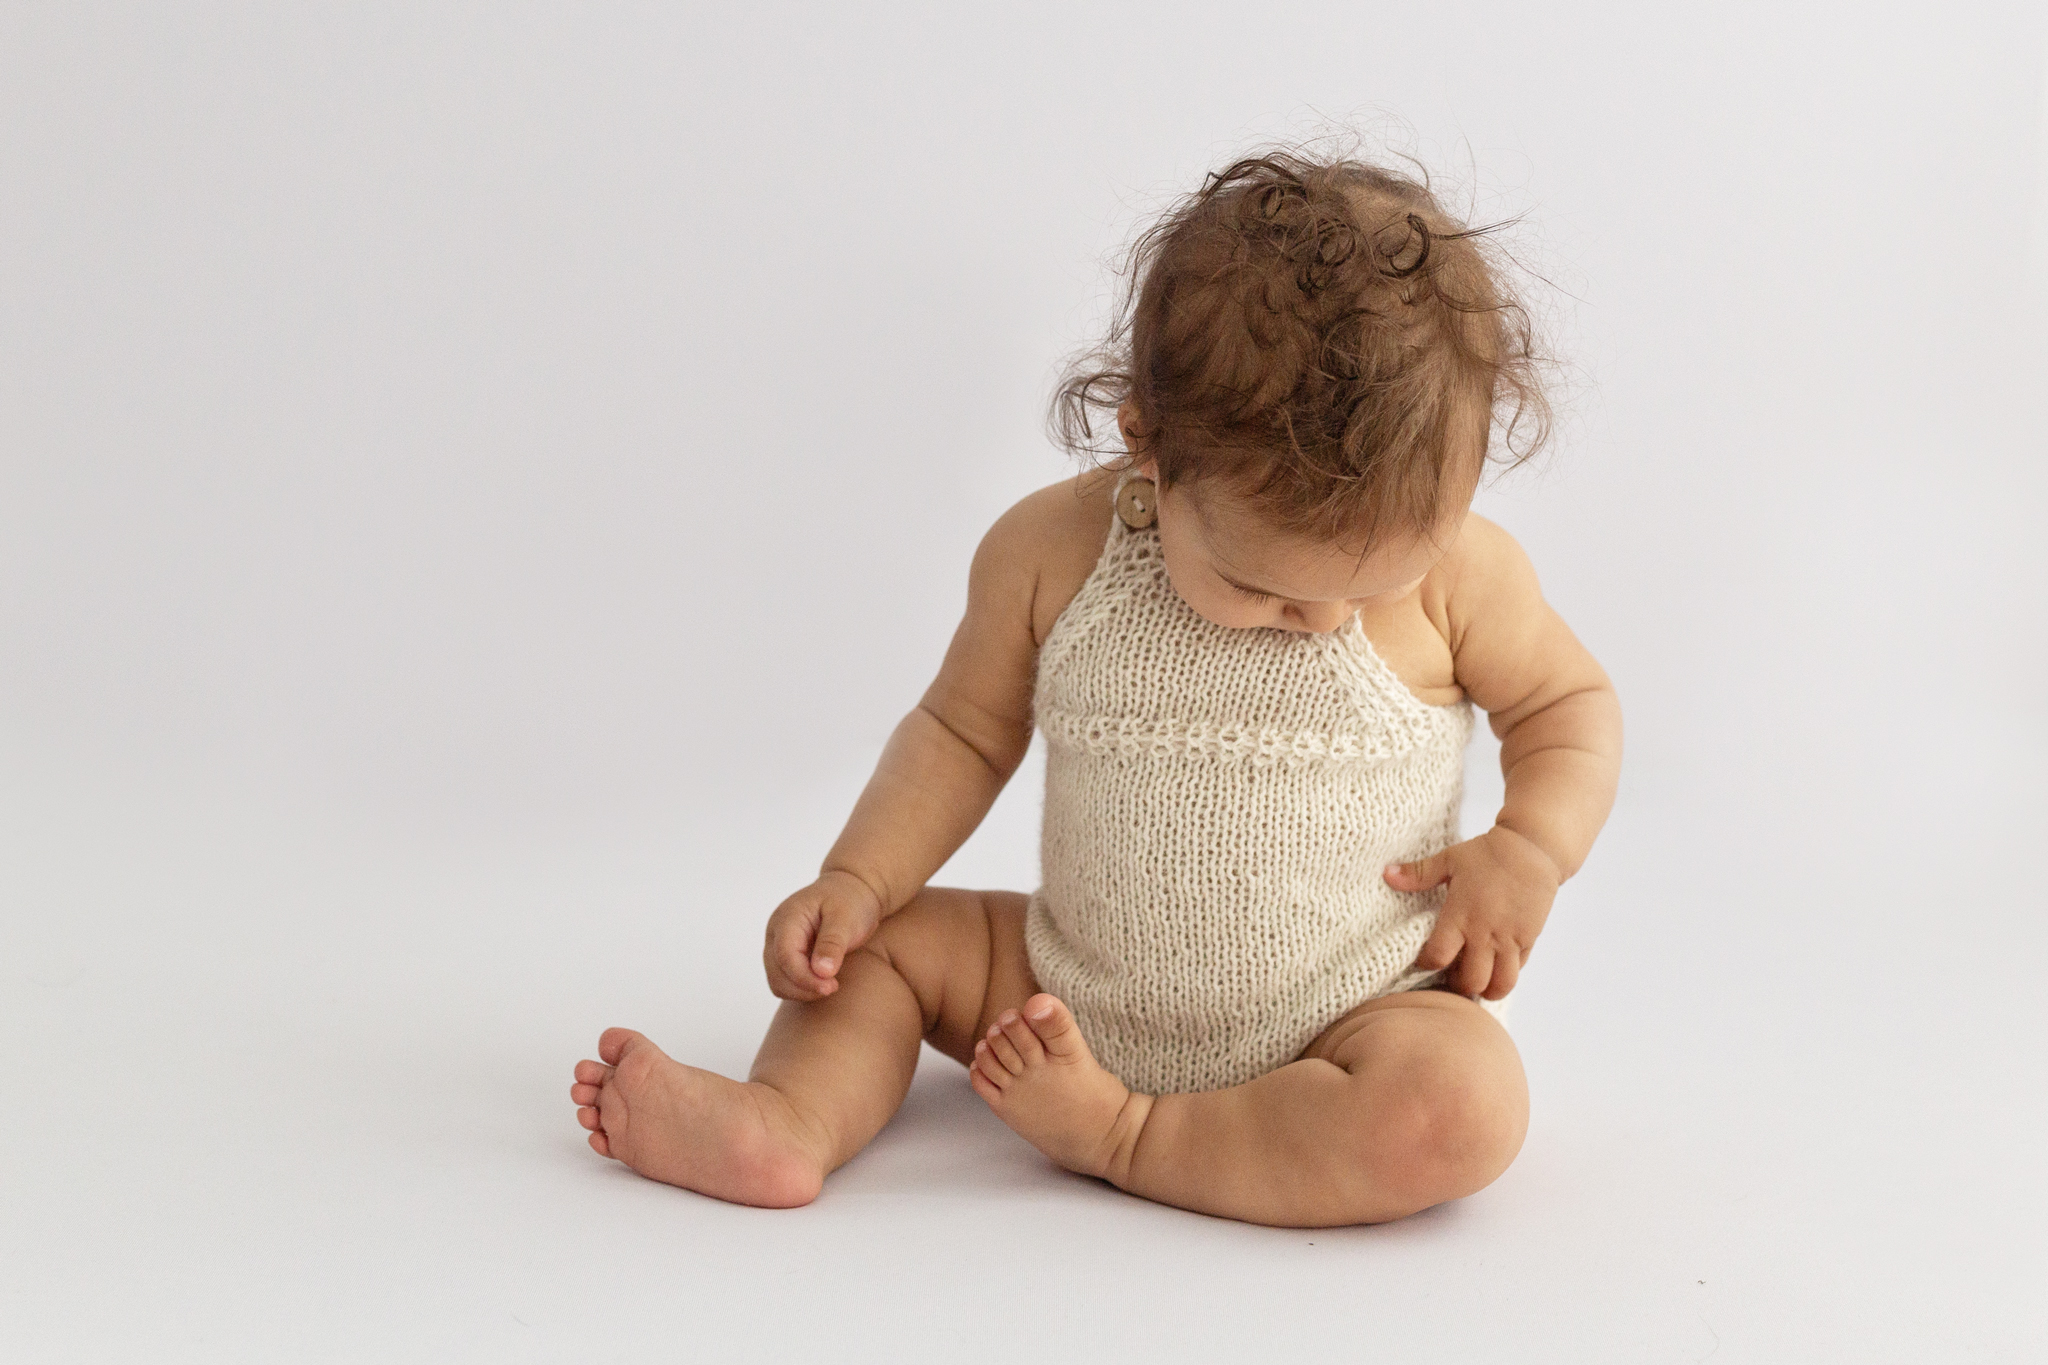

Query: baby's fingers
[1417,921,1464,974]
[766,920,833,1001]
[809,905,863,983]
[1449,940,1495,997]
[1481,944,1521,1001]
[1385,852,1452,893]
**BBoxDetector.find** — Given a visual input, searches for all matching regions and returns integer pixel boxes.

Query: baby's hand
[761,870,886,1002]
[1383,826,1562,1001]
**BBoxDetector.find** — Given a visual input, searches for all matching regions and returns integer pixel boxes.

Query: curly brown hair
[1051,146,1554,547]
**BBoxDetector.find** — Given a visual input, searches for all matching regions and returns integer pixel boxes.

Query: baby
[569,148,1622,1228]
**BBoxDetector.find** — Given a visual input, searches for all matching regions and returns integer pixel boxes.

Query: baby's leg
[970,989,1526,1227]
[569,888,1035,1207]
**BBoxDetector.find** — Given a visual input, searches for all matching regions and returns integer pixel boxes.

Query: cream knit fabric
[1024,487,1484,1095]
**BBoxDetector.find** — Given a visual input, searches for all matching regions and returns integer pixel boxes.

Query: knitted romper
[1023,482,1491,1096]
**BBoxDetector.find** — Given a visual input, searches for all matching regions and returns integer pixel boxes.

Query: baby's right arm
[761,489,1074,1002]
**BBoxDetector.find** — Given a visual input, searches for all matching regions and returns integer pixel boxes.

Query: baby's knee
[867,886,996,969]
[1349,1016,1528,1212]
[864,887,1027,1048]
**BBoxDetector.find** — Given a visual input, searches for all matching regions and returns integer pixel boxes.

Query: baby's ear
[1116,399,1156,451]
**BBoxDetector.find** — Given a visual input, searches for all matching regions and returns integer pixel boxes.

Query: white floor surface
[4,720,2041,1363]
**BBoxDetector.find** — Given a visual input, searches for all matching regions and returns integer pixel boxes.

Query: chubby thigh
[875,887,1522,1112]
[1296,987,1529,1182]
[1298,985,1524,1082]
[863,886,1041,1068]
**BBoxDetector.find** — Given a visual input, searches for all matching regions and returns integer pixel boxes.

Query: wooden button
[1115,476,1157,530]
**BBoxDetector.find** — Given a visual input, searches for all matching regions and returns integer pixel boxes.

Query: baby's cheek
[1157,547,1265,629]
[1175,586,1262,630]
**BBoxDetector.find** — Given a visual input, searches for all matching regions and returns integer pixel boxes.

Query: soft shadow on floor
[820,1048,1095,1204]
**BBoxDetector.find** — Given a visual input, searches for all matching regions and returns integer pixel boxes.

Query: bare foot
[569,1028,827,1208]
[967,994,1154,1184]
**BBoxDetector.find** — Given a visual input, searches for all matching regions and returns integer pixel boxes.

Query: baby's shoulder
[1418,511,1545,647]
[977,470,1118,646]
[1430,511,1531,588]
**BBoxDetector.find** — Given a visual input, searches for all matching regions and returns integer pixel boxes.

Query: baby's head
[1053,148,1551,632]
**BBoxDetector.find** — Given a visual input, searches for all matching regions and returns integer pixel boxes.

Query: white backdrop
[3,3,2044,1361]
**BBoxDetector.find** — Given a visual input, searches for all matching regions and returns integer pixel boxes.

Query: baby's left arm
[1382,514,1623,999]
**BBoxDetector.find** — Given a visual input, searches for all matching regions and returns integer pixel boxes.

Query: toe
[576,1105,601,1131]
[570,1082,601,1106]
[972,1042,1011,1086]
[597,1028,647,1066]
[998,1012,1045,1065]
[588,1129,611,1158]
[968,1058,1004,1101]
[984,1029,1025,1075]
[1022,994,1086,1059]
[574,1059,611,1086]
